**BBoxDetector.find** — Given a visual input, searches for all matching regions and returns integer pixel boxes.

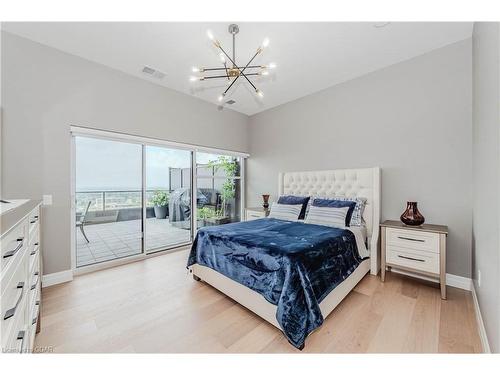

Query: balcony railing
[76,190,170,213]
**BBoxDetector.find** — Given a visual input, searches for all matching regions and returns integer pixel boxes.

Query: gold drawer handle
[398,254,425,262]
[397,236,425,243]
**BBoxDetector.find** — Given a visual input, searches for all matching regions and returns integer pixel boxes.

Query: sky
[75,136,227,191]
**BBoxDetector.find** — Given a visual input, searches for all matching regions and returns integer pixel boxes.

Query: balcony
[75,190,191,267]
[76,184,241,267]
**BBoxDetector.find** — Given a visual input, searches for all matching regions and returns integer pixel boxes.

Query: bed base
[189,258,370,330]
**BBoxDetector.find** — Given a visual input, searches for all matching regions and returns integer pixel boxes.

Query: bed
[187,167,381,349]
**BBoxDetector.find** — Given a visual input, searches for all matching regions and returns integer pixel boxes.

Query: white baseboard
[390,269,472,291]
[446,273,473,291]
[42,270,73,287]
[471,284,491,353]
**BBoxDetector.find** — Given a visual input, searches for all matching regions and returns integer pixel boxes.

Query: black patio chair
[76,201,92,243]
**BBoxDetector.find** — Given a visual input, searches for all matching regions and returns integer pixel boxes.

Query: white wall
[1,32,249,274]
[472,22,500,353]
[247,39,473,278]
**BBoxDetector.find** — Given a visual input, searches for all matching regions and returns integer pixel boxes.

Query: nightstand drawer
[245,208,269,221]
[246,212,265,221]
[386,246,439,274]
[386,227,439,253]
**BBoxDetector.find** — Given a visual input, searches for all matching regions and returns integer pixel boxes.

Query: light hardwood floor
[35,249,482,353]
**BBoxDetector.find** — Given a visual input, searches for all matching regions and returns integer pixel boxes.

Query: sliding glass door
[73,130,245,269]
[75,136,143,267]
[145,146,192,253]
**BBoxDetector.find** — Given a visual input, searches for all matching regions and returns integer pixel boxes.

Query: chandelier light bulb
[207,30,214,41]
[261,70,269,76]
[189,76,198,82]
[262,38,270,48]
[218,94,225,102]
[268,62,277,69]
[256,89,264,98]
[192,67,200,73]
[219,53,226,63]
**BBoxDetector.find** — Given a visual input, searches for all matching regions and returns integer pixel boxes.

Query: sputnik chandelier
[190,24,276,102]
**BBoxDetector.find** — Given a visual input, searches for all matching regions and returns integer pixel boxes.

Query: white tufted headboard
[278,167,381,275]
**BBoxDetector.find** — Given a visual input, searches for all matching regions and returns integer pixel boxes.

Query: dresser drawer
[28,207,40,237]
[29,268,40,294]
[1,260,29,351]
[28,280,41,351]
[1,249,29,320]
[29,242,40,275]
[29,225,40,247]
[30,298,40,327]
[1,220,28,274]
[386,246,439,274]
[2,300,27,353]
[386,227,439,253]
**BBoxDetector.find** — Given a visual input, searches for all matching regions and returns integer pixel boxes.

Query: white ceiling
[2,22,473,116]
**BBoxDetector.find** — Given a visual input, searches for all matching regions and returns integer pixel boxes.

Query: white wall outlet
[477,269,481,288]
[42,194,53,206]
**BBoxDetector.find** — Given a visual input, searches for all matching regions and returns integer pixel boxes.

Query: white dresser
[1,199,42,353]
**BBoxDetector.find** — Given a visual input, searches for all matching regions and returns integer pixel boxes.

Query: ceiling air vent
[142,66,165,80]
[225,100,236,105]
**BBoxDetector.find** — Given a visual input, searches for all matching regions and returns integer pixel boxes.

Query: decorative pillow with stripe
[309,198,356,226]
[306,196,367,226]
[268,202,303,221]
[277,195,310,220]
[305,205,351,229]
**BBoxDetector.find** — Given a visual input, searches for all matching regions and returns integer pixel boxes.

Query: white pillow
[268,202,302,221]
[305,205,350,229]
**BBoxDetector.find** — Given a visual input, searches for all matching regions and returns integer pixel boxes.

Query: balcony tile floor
[76,218,191,267]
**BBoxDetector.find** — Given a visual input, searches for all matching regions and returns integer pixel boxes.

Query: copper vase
[400,201,425,226]
[262,194,270,209]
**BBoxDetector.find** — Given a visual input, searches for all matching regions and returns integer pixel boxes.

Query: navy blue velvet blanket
[187,218,363,349]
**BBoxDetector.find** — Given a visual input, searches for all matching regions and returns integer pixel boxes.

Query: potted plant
[204,208,231,226]
[197,206,213,228]
[208,156,238,220]
[197,206,230,226]
[151,191,169,219]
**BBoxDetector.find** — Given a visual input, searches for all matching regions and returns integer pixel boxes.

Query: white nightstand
[245,207,270,221]
[380,220,448,299]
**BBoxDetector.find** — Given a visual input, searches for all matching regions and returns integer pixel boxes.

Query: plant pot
[153,205,168,219]
[400,201,425,226]
[204,216,231,226]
